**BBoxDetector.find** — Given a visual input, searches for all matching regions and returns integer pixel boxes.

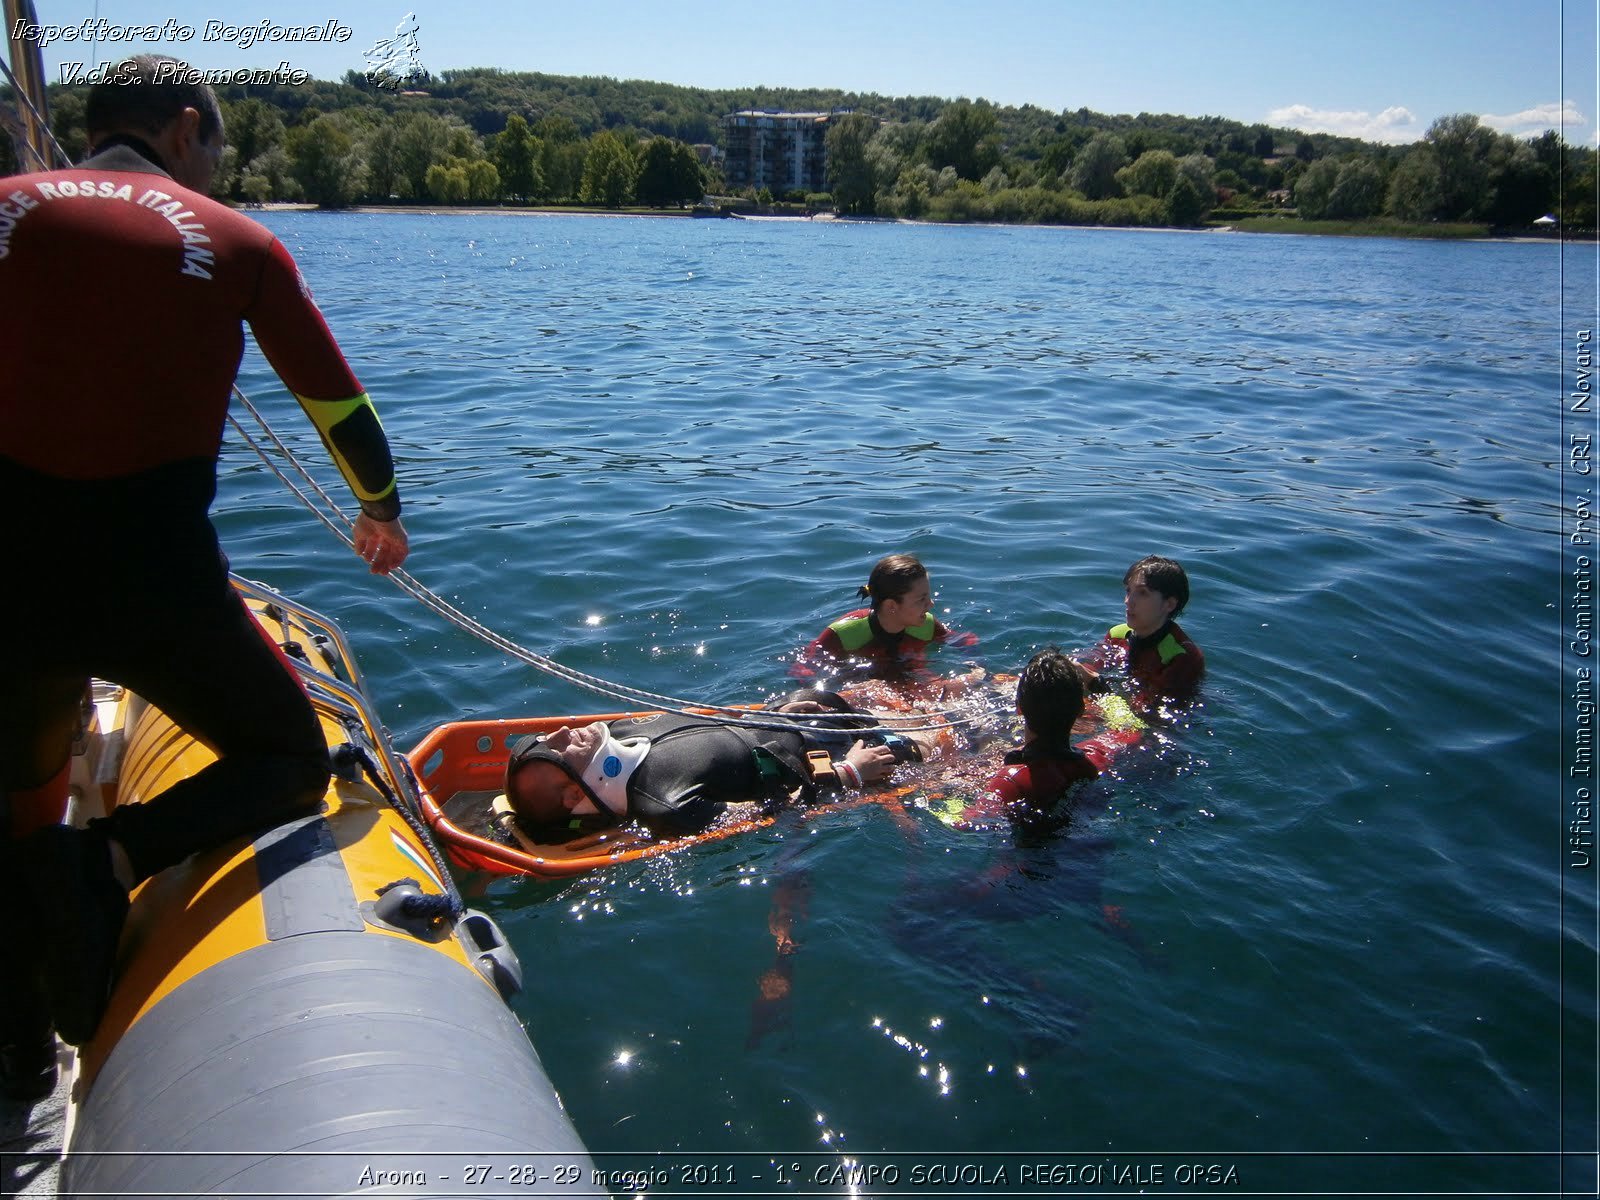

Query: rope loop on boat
[334,740,466,918]
[375,879,456,925]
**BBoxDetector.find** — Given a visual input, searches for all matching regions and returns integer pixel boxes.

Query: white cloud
[1266,104,1423,144]
[1480,100,1589,138]
[1269,100,1594,147]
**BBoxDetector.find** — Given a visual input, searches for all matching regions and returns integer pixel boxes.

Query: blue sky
[17,0,1600,144]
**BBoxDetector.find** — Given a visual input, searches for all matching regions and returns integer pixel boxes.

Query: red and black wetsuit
[0,139,400,879]
[950,738,1111,828]
[1089,619,1205,712]
[0,139,398,515]
[790,608,975,683]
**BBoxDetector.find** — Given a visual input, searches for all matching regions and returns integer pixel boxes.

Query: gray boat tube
[63,926,604,1197]
[61,813,605,1197]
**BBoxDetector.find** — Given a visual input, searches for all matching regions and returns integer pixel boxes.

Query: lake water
[214,212,1589,1197]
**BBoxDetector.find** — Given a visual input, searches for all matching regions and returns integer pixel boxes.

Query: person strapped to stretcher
[496,690,925,842]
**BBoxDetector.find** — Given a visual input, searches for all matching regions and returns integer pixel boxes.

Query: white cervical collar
[575,724,652,818]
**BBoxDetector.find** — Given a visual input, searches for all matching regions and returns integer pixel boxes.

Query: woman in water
[789,553,980,689]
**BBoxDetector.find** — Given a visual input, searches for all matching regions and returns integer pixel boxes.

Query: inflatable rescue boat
[37,576,601,1196]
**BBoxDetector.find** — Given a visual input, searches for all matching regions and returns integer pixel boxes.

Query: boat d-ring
[458,910,525,1001]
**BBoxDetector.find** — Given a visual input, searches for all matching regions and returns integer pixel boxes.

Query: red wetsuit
[0,141,398,515]
[790,608,976,683]
[0,139,399,880]
[1088,619,1204,711]
[950,739,1110,828]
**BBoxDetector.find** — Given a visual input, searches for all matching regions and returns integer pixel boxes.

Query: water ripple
[220,214,1565,1183]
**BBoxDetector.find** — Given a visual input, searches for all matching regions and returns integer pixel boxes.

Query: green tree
[358,120,400,200]
[668,141,705,205]
[1386,146,1442,222]
[1293,158,1340,218]
[1216,147,1269,189]
[882,118,928,156]
[1165,173,1209,225]
[47,91,89,166]
[211,145,242,200]
[929,178,987,221]
[1571,155,1599,229]
[446,123,483,161]
[634,138,674,206]
[221,98,284,200]
[1039,136,1077,181]
[1425,113,1497,220]
[240,144,300,203]
[425,161,469,203]
[542,141,587,202]
[393,111,455,199]
[1326,159,1385,219]
[410,123,492,199]
[825,111,880,215]
[464,158,500,202]
[1214,168,1246,195]
[1530,130,1575,223]
[1176,153,1215,198]
[287,115,365,208]
[635,136,702,206]
[884,164,935,218]
[921,98,1000,181]
[1485,135,1554,226]
[534,115,584,202]
[980,165,1010,193]
[580,130,639,206]
[864,135,906,206]
[1530,129,1564,176]
[240,173,275,205]
[492,114,542,201]
[1117,149,1179,198]
[1069,132,1126,199]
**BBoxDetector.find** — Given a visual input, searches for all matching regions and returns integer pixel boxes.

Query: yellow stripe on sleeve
[292,391,399,513]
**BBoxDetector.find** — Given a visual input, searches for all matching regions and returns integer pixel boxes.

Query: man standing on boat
[0,55,409,1093]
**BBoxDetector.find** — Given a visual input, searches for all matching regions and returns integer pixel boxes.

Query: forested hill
[434,66,1401,162]
[11,66,1590,231]
[218,65,1366,163]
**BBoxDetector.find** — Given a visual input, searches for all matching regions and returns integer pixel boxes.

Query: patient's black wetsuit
[510,699,912,836]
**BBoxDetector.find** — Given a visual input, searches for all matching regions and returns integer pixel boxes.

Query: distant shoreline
[255,202,703,219]
[246,202,1578,243]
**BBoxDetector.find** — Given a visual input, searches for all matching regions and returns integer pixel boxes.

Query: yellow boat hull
[57,577,600,1195]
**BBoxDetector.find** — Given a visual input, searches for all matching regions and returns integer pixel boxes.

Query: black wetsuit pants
[0,457,330,883]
